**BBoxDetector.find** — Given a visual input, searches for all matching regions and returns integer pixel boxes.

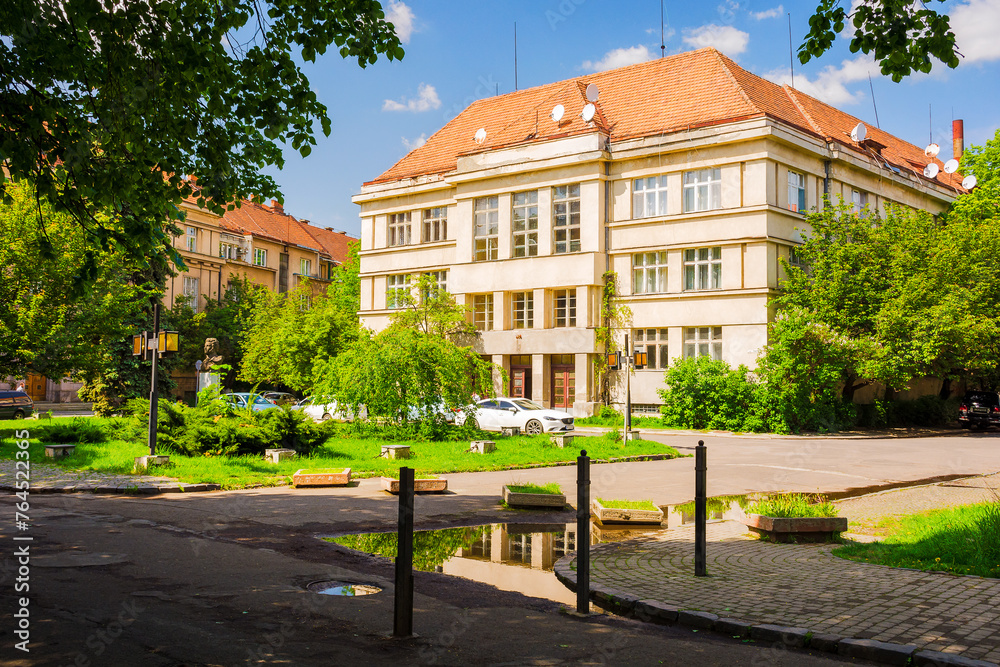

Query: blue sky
[263,0,1000,237]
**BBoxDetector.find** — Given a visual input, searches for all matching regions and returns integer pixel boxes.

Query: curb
[1,482,222,495]
[552,555,999,667]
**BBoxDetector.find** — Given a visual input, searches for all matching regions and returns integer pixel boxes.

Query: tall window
[388,212,412,246]
[386,274,410,309]
[423,207,447,243]
[788,171,806,212]
[474,196,499,261]
[634,328,669,370]
[633,175,668,218]
[473,294,494,331]
[253,247,267,266]
[219,242,238,260]
[851,189,868,214]
[553,184,581,253]
[553,289,576,327]
[299,258,312,276]
[683,168,722,212]
[512,292,533,329]
[632,251,668,294]
[186,226,198,252]
[423,271,447,299]
[683,247,722,290]
[683,327,722,360]
[512,191,538,257]
[183,276,199,313]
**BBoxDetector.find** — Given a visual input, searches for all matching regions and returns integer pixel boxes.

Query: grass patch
[506,482,563,495]
[745,494,838,518]
[597,498,659,511]
[834,501,1000,578]
[575,414,676,429]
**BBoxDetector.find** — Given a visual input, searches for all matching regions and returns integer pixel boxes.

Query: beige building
[354,48,963,416]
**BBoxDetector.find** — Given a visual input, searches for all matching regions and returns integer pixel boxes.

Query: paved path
[0,460,215,493]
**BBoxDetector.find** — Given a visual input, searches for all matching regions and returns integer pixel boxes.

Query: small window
[253,248,267,266]
[633,175,668,218]
[388,212,412,246]
[683,168,722,213]
[851,189,869,214]
[512,191,538,258]
[683,247,722,290]
[386,274,410,309]
[186,226,198,252]
[787,171,806,213]
[553,184,581,253]
[183,276,200,313]
[512,292,533,329]
[473,294,494,331]
[632,251,668,294]
[423,271,447,299]
[299,258,312,277]
[553,289,576,328]
[633,328,669,370]
[683,326,722,361]
[474,196,499,261]
[423,207,447,243]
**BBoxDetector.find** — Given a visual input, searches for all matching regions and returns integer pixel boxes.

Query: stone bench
[550,434,574,448]
[264,448,296,463]
[500,427,520,437]
[381,445,411,460]
[133,455,170,472]
[44,444,75,458]
[293,468,351,487]
[469,440,496,454]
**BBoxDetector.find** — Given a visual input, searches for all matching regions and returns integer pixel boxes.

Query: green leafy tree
[658,356,760,432]
[390,273,476,337]
[1,1,403,282]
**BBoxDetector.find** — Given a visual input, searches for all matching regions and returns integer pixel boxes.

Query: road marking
[718,463,885,481]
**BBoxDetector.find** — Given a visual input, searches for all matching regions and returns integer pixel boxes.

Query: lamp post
[130,301,179,462]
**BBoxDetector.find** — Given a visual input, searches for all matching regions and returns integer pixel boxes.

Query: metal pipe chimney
[953,119,964,161]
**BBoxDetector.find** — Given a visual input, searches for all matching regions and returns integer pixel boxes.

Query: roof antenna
[660,0,665,58]
[514,22,518,91]
[868,74,880,128]
[929,104,932,145]
[788,12,794,88]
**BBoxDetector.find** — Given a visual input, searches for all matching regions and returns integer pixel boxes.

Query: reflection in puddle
[307,581,382,596]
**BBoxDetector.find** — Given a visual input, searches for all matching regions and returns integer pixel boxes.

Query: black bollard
[577,449,590,614]
[393,467,415,636]
[695,440,707,577]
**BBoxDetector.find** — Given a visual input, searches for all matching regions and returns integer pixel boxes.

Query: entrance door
[26,374,46,401]
[510,355,532,399]
[550,355,575,410]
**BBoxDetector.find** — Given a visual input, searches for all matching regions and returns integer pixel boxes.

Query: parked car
[218,392,278,412]
[293,396,363,422]
[407,401,457,424]
[262,391,297,406]
[0,390,33,419]
[958,391,1000,430]
[456,397,574,435]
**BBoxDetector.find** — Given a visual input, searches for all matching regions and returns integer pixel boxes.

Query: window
[683,168,722,212]
[634,328,670,370]
[512,292,533,329]
[683,327,722,360]
[553,289,576,327]
[553,184,581,253]
[253,247,267,266]
[633,175,668,219]
[788,171,806,213]
[423,207,447,243]
[789,247,804,268]
[299,258,312,277]
[388,212,412,246]
[186,226,197,252]
[683,247,722,290]
[474,196,499,261]
[219,242,238,260]
[183,276,199,313]
[512,191,538,257]
[386,274,410,309]
[423,271,447,299]
[851,189,868,214]
[632,251,668,294]
[473,294,494,331]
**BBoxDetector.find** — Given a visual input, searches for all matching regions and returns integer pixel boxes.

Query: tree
[799,1,960,82]
[389,273,476,337]
[1,1,403,283]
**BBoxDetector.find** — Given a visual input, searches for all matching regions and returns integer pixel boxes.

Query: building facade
[355,48,962,416]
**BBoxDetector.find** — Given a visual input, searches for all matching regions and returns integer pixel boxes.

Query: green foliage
[798,0,958,82]
[37,418,109,444]
[594,271,633,406]
[855,395,960,428]
[389,273,475,337]
[658,356,762,432]
[597,498,659,511]
[329,526,489,572]
[507,482,562,495]
[745,494,839,518]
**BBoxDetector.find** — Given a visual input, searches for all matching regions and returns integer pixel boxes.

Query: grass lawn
[834,502,1000,578]
[597,497,659,511]
[575,414,681,429]
[745,493,838,518]
[506,482,563,495]
[0,419,680,490]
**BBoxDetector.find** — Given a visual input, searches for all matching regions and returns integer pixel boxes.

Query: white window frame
[634,328,670,370]
[422,207,447,243]
[253,247,267,267]
[683,327,722,361]
[552,184,581,253]
[183,276,200,313]
[388,212,412,247]
[632,175,668,219]
[787,171,806,213]
[422,270,447,300]
[553,289,576,328]
[512,292,533,329]
[851,189,869,214]
[512,191,538,258]
[186,226,197,252]
[473,294,494,331]
[299,258,312,277]
[386,274,410,310]
[632,251,668,294]
[474,196,499,261]
[683,168,722,213]
[683,247,722,291]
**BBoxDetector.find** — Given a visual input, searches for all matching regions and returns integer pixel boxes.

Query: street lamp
[130,302,178,459]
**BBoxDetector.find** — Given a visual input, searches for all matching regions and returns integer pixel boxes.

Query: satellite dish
[550,104,565,122]
[924,143,940,158]
[963,174,978,189]
[581,103,596,122]
[850,122,867,142]
[943,159,959,174]
[923,163,940,178]
[585,83,599,102]
[474,128,487,144]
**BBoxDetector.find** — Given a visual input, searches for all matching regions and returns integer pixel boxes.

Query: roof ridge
[782,85,825,137]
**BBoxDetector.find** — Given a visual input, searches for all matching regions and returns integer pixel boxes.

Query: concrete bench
[44,444,75,458]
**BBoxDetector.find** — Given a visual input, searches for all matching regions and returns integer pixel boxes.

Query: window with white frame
[186,226,198,252]
[183,276,200,312]
[388,212,412,246]
[851,189,869,214]
[683,326,722,360]
[553,289,576,327]
[553,184,581,253]
[512,292,533,329]
[788,171,806,213]
[219,242,238,260]
[512,191,538,257]
[633,175,668,219]
[682,168,722,212]
[634,328,669,370]
[473,294,494,331]
[683,247,722,290]
[422,271,447,300]
[299,258,312,277]
[423,207,447,243]
[789,246,805,268]
[474,196,499,261]
[632,251,668,294]
[253,247,267,266]
[386,274,410,309]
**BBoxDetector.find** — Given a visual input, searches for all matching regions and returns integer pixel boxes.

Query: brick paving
[0,459,213,493]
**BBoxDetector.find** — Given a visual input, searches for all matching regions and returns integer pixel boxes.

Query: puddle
[307,580,382,596]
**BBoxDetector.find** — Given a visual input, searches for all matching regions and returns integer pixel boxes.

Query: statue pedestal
[197,372,221,393]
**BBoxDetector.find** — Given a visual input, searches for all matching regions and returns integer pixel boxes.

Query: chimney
[953,119,964,161]
[325,226,334,231]
[270,199,283,214]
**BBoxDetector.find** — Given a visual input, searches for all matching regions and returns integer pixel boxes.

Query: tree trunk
[939,378,952,400]
[884,385,896,402]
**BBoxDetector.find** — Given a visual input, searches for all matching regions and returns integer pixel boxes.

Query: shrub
[39,417,108,444]
[658,357,761,432]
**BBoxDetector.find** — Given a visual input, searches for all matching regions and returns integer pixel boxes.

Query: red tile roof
[368,47,962,191]
[221,200,356,264]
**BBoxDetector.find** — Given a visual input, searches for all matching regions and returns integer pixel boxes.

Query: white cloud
[763,54,876,106]
[401,133,427,151]
[582,45,655,72]
[682,24,750,56]
[382,83,441,112]
[385,1,416,44]
[951,0,1000,64]
[752,5,784,20]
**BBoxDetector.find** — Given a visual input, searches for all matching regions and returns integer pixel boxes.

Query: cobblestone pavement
[0,459,208,492]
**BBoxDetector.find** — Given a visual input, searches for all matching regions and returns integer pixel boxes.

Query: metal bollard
[394,467,415,636]
[695,440,707,577]
[577,449,590,614]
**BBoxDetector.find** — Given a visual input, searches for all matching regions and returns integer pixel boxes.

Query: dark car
[958,391,1000,430]
[0,391,34,419]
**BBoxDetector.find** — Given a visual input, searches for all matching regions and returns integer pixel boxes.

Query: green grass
[745,494,838,518]
[506,482,563,495]
[597,497,659,511]
[0,420,680,490]
[575,414,677,429]
[834,502,1000,578]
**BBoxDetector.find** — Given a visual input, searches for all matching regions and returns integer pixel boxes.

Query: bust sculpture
[202,338,225,371]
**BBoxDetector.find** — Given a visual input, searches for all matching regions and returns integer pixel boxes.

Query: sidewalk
[556,473,1000,666]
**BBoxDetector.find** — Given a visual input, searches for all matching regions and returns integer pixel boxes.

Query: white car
[294,396,359,422]
[457,397,574,435]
